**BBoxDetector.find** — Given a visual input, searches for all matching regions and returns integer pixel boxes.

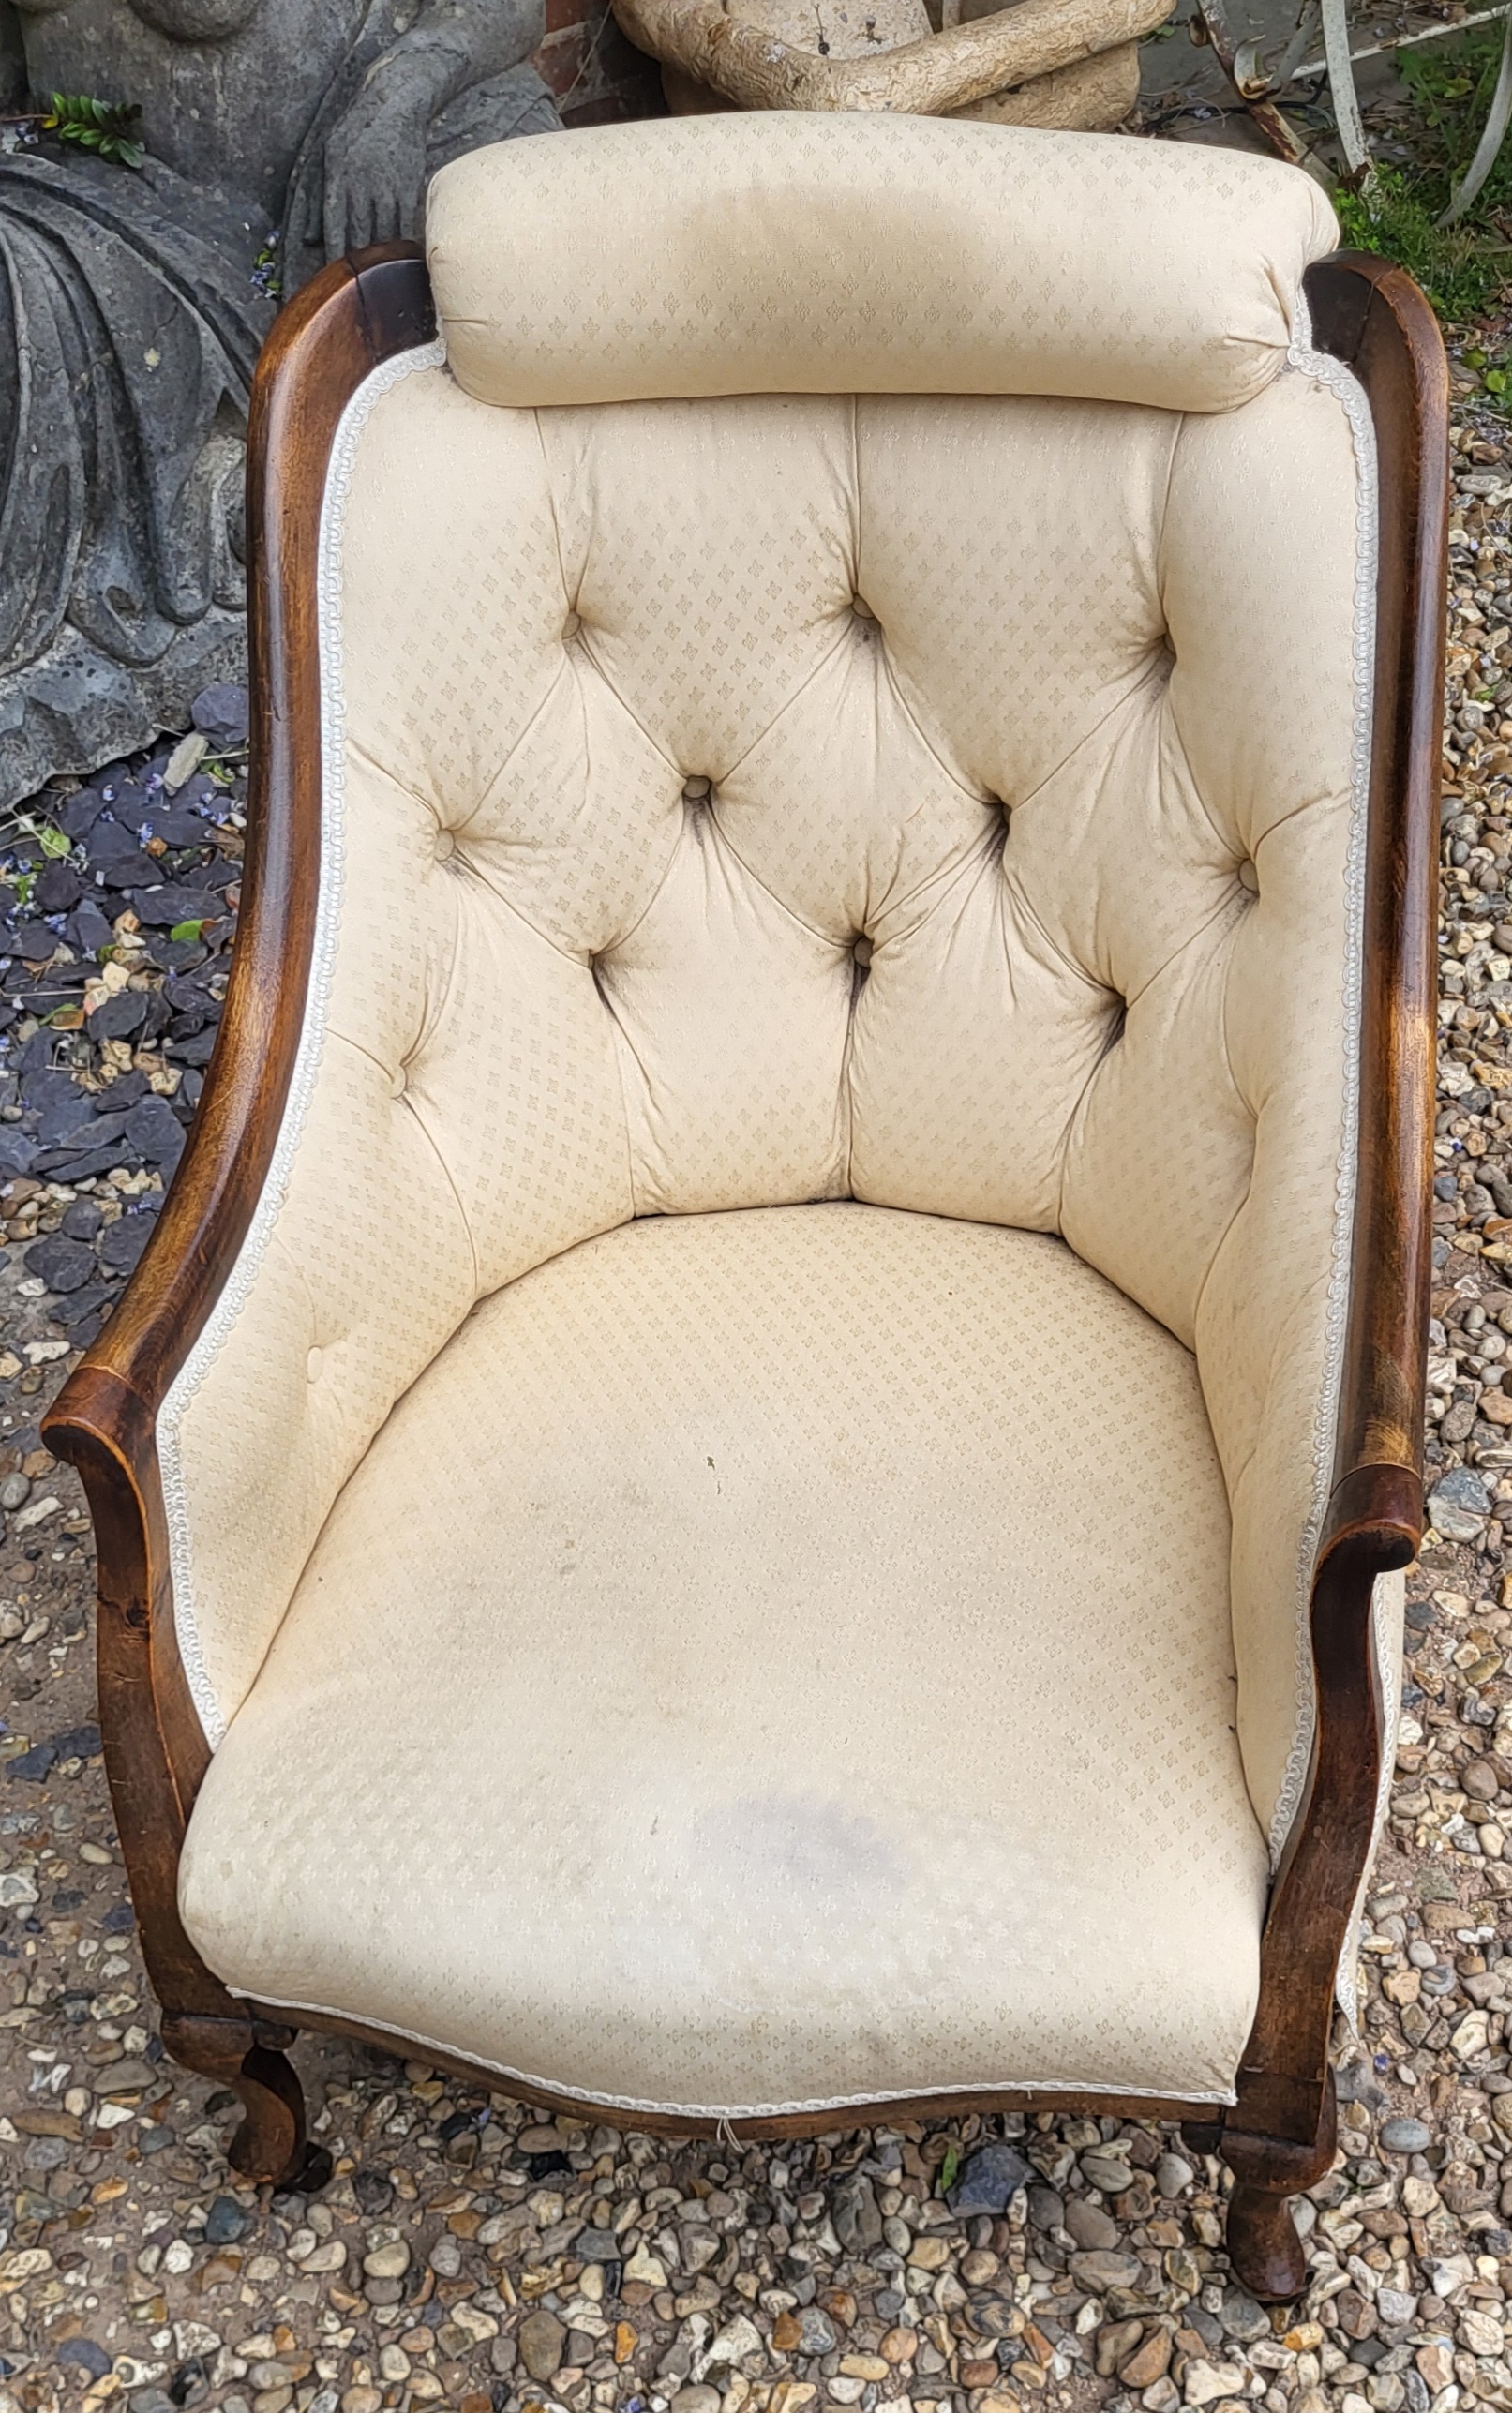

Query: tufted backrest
[161,121,1370,1866]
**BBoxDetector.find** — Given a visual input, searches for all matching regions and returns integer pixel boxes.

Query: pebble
[518,2307,565,2380]
[947,2139,1032,2212]
[1460,2305,1505,2354]
[55,2339,111,2378]
[1379,2115,1433,2153]
[1428,1468,1490,1538]
[794,2306,837,2355]
[1080,2148,1135,2192]
[574,2223,626,2261]
[1184,2361,1250,2406]
[202,2192,249,2243]
[191,680,250,746]
[1063,2193,1121,2249]
[1123,2330,1174,2388]
[518,2121,571,2152]
[1218,2286,1269,2342]
[0,715,244,1346]
[1070,2248,1143,2289]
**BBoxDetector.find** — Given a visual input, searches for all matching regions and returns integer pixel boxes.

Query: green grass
[1336,165,1511,321]
[1331,26,1512,326]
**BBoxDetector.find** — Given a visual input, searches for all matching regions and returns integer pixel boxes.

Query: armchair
[45,115,1446,2302]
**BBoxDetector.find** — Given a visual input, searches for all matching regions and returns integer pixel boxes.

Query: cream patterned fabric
[181,1206,1268,2112]
[161,127,1385,2103]
[429,116,1338,412]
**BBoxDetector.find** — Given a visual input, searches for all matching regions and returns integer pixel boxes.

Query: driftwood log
[612,0,1171,120]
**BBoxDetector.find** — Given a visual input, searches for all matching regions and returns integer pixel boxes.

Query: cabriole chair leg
[1193,2076,1337,2304]
[161,2012,313,2189]
[1222,2173,1309,2302]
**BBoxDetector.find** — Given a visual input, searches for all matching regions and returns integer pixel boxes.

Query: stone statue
[0,0,558,806]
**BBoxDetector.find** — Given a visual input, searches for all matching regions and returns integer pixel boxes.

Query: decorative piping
[223,1986,1237,2116]
[157,337,447,1749]
[1268,292,1380,1874]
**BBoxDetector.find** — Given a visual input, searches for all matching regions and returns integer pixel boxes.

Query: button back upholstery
[165,117,1398,2113]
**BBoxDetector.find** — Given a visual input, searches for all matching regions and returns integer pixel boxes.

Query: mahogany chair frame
[43,242,1446,2301]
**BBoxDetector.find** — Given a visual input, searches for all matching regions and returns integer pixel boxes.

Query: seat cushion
[179,1204,1268,2115]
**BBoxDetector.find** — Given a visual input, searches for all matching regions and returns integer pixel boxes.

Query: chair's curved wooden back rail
[40,245,1445,2267]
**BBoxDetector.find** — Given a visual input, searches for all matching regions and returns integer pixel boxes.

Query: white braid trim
[220,1983,1240,2115]
[1267,291,1381,1873]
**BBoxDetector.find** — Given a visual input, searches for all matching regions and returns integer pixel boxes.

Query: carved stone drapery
[0,0,556,806]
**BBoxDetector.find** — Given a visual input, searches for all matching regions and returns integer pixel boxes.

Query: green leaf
[11,871,34,909]
[937,2142,960,2198]
[9,810,73,861]
[40,91,143,171]
[169,919,206,944]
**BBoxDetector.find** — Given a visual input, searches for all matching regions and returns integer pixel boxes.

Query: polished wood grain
[1313,251,1445,1527]
[42,242,1445,2281]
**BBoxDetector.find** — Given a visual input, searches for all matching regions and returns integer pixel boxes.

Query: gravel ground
[2,397,1512,2413]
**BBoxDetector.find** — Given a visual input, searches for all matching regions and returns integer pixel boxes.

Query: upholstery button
[852,597,876,622]
[853,936,873,968]
[390,1064,408,1100]
[307,1346,323,1383]
[682,776,711,802]
[562,610,581,639]
[434,829,457,863]
[1238,860,1259,894]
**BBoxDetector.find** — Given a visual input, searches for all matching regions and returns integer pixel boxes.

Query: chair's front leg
[1200,1479,1414,2301]
[46,1390,324,2188]
[1194,2080,1339,2301]
[161,2009,315,2188]
[1225,2183,1308,2301]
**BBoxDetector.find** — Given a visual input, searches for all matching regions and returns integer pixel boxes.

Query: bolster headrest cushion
[427,114,1337,414]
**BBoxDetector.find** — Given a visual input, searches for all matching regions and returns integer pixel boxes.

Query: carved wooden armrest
[40,247,436,2013]
[1216,256,1445,2224]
